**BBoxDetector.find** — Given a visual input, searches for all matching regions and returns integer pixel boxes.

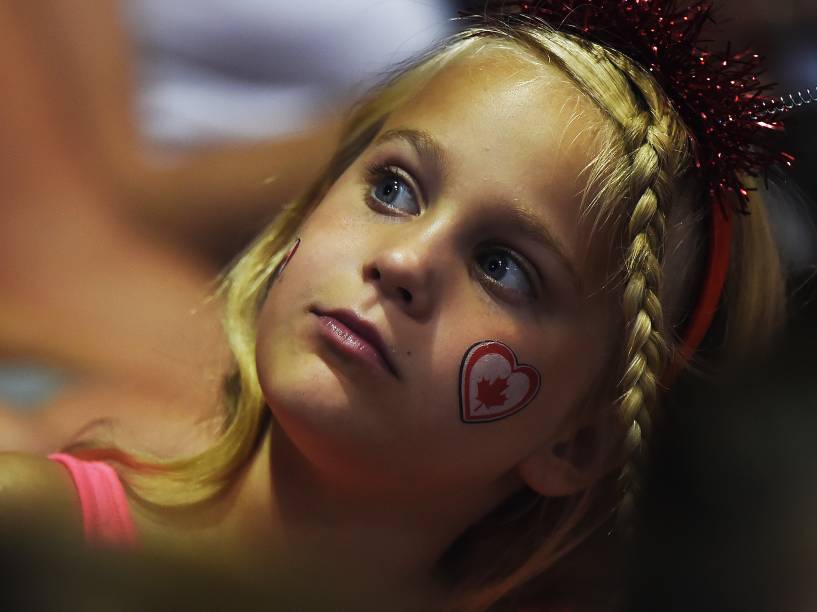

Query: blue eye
[477,249,534,298]
[367,166,420,215]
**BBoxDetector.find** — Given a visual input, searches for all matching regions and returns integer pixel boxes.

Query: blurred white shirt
[124,0,457,145]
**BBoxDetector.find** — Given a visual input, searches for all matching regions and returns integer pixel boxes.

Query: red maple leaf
[475,375,509,410]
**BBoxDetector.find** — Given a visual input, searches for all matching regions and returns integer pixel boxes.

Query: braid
[616,107,673,524]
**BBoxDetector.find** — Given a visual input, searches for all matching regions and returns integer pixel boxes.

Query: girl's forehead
[385,48,609,192]
[404,47,604,126]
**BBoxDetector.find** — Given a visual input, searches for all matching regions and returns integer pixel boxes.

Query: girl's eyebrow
[373,128,449,180]
[374,127,581,292]
[498,205,583,293]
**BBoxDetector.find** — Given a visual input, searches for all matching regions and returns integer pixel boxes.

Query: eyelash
[362,162,540,303]
[476,247,540,302]
[363,163,421,215]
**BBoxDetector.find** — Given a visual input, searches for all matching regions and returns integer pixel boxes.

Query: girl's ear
[515,425,605,498]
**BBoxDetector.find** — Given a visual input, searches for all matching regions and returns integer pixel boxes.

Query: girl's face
[256,49,618,502]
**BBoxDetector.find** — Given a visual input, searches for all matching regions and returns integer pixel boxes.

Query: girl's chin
[260,361,355,418]
[265,396,398,483]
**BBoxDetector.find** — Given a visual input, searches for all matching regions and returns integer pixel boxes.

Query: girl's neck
[134,417,521,608]
[235,421,499,599]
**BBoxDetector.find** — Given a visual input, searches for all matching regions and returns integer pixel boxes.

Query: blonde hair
[72,18,786,612]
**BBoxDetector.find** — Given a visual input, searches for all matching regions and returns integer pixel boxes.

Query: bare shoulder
[0,452,82,534]
[0,452,74,495]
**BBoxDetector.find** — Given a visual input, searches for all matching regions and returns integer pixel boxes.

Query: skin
[1,47,624,608]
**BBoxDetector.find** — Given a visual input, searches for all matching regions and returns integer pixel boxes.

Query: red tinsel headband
[462,0,793,376]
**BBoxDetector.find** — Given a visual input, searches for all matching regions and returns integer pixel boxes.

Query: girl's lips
[313,312,398,378]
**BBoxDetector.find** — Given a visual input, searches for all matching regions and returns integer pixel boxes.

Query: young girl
[0,4,788,611]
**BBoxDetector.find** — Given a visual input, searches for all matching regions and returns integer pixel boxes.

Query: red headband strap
[665,195,733,383]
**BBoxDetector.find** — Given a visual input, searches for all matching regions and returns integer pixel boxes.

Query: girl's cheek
[458,340,541,424]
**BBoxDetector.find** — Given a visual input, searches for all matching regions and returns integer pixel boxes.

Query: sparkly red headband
[463,0,793,376]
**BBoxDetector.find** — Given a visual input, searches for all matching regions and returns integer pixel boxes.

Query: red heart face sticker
[274,238,300,280]
[459,340,541,423]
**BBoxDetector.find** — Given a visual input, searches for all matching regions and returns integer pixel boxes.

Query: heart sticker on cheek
[459,340,541,423]
[273,238,300,281]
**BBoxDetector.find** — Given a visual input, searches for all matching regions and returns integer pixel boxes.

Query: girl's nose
[365,246,435,320]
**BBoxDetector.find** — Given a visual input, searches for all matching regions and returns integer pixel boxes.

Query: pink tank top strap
[48,452,138,547]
